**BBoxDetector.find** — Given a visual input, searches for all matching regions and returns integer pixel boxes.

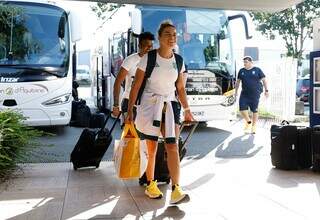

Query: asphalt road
[19,116,274,164]
[19,85,277,163]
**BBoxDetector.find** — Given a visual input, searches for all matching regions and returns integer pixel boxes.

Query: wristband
[184,107,190,111]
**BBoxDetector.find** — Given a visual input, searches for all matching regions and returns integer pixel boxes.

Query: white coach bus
[0,0,81,126]
[93,5,251,122]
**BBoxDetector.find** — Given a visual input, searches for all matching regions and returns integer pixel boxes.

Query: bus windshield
[0,2,70,70]
[140,7,231,74]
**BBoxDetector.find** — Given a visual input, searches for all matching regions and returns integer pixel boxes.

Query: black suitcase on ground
[70,99,91,127]
[297,126,312,168]
[71,113,119,170]
[139,121,198,185]
[71,99,86,121]
[89,113,105,128]
[312,126,320,172]
[271,121,312,170]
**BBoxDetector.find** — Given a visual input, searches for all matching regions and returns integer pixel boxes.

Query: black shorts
[239,95,260,113]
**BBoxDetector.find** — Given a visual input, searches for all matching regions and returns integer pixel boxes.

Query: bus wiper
[12,66,64,77]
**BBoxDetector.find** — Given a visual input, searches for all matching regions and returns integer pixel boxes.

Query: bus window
[111,35,125,77]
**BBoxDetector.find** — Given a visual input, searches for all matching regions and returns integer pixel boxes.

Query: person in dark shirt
[235,56,269,134]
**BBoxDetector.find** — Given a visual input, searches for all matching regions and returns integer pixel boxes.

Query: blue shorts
[239,95,260,113]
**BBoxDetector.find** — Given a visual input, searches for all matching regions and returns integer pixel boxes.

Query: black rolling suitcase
[89,113,105,128]
[71,113,120,170]
[312,126,320,172]
[70,99,91,127]
[139,121,198,185]
[270,121,312,170]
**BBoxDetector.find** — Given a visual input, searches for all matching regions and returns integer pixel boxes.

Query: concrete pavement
[1,120,319,220]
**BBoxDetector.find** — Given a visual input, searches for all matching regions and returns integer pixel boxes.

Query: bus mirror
[69,12,82,42]
[130,9,142,35]
[218,31,226,40]
[228,14,252,40]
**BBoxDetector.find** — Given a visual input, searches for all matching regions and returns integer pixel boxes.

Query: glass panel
[0,2,69,67]
[141,7,231,72]
[314,57,320,84]
[111,35,125,77]
[314,88,320,113]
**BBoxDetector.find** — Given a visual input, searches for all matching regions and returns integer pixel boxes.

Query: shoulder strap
[136,49,157,105]
[173,53,184,99]
[174,53,183,74]
[145,49,157,78]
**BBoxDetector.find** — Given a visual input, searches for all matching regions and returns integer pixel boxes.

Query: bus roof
[3,0,70,12]
[84,0,303,12]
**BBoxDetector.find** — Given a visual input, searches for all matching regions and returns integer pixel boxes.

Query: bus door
[127,28,139,55]
[108,33,127,110]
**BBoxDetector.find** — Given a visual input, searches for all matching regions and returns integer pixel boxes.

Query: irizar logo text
[0,77,19,83]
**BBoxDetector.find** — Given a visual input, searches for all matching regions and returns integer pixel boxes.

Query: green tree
[250,0,320,65]
[90,3,123,21]
[204,41,217,63]
[0,4,30,61]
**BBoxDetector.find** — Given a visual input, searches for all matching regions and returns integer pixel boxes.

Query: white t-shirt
[137,52,185,98]
[121,53,141,99]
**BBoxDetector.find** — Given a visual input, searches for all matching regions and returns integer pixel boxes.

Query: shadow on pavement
[151,206,185,220]
[215,134,263,158]
[184,173,215,190]
[181,125,232,159]
[267,168,320,190]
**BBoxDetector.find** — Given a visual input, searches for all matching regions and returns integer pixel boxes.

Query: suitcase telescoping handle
[281,120,289,126]
[98,112,121,135]
[179,121,198,150]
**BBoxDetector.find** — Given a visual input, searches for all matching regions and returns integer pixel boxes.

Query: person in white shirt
[112,32,154,123]
[126,21,194,204]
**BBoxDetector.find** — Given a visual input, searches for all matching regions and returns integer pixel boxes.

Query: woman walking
[126,20,194,204]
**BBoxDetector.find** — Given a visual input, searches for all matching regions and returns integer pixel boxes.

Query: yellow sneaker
[145,180,163,199]
[251,125,257,134]
[170,184,189,204]
[244,121,252,133]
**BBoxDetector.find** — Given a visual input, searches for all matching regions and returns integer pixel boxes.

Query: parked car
[296,75,310,103]
[76,65,91,85]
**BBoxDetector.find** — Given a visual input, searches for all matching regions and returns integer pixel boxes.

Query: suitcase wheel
[139,179,144,186]
[73,165,78,171]
[166,180,170,184]
[95,163,100,168]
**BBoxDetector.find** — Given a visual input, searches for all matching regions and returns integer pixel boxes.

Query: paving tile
[142,212,226,220]
[0,190,64,220]
[65,185,132,203]
[2,142,320,220]
[0,163,70,192]
[61,197,141,220]
[67,162,124,188]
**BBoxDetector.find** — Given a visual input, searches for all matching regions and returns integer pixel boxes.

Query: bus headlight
[42,93,71,106]
[221,95,236,106]
[221,89,236,106]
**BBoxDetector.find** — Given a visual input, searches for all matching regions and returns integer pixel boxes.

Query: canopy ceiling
[78,0,304,12]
